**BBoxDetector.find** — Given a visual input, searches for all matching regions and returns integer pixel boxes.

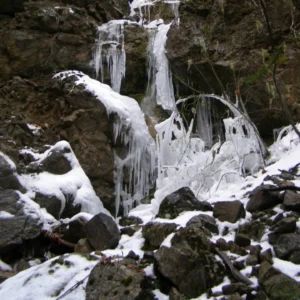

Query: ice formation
[93,20,127,93]
[55,71,156,216]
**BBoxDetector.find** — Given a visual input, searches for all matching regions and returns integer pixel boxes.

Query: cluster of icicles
[92,0,266,215]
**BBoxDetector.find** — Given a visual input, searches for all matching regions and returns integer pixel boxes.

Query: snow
[18,141,109,223]
[0,260,12,272]
[0,211,14,218]
[0,254,99,300]
[273,258,300,280]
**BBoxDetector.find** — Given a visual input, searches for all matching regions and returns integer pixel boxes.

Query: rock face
[0,0,24,15]
[157,187,212,219]
[83,213,120,251]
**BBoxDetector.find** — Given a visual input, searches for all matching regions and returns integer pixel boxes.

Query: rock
[74,238,94,254]
[234,234,251,247]
[283,191,300,212]
[40,149,72,175]
[270,233,300,260]
[246,186,282,213]
[222,283,251,295]
[213,200,245,223]
[0,156,21,190]
[119,216,143,226]
[216,238,229,251]
[0,0,24,15]
[62,218,87,244]
[270,216,297,233]
[142,222,177,250]
[238,220,265,241]
[15,259,30,273]
[246,254,259,266]
[260,248,273,264]
[157,187,212,219]
[120,227,136,237]
[86,258,154,300]
[83,213,120,251]
[154,225,225,298]
[169,287,186,300]
[33,192,62,219]
[186,214,219,235]
[258,261,300,299]
[228,241,248,256]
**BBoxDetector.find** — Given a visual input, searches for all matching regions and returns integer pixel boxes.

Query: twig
[43,231,76,249]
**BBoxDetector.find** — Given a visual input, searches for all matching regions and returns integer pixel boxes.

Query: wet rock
[33,192,62,219]
[258,261,300,299]
[83,213,120,251]
[157,187,212,219]
[234,234,251,247]
[246,186,282,213]
[283,191,300,212]
[213,200,245,223]
[142,222,177,250]
[186,214,219,235]
[270,216,297,233]
[86,258,154,300]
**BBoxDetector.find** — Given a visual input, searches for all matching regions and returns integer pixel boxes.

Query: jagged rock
[154,225,225,298]
[186,214,219,235]
[270,216,297,233]
[33,192,62,219]
[246,186,282,213]
[74,238,94,254]
[0,156,21,190]
[270,233,300,260]
[157,187,212,219]
[40,149,72,175]
[283,191,300,212]
[86,258,154,300]
[119,216,143,226]
[142,222,177,250]
[213,200,245,223]
[83,213,120,251]
[234,234,251,247]
[258,261,300,299]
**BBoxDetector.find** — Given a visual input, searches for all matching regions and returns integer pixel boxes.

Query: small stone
[213,201,245,223]
[216,238,229,251]
[283,191,300,212]
[260,248,273,264]
[234,234,251,247]
[119,216,143,226]
[270,217,297,233]
[246,254,259,266]
[74,238,94,254]
[120,227,136,237]
[222,282,250,295]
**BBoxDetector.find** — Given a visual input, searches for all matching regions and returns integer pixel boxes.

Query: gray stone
[33,192,62,219]
[0,156,21,190]
[270,216,297,233]
[83,213,120,251]
[283,191,300,212]
[213,200,245,223]
[271,233,300,259]
[157,187,212,219]
[119,216,143,226]
[222,283,251,295]
[186,214,219,234]
[234,234,251,247]
[142,222,177,250]
[74,238,94,254]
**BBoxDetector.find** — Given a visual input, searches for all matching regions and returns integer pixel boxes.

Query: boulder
[213,200,245,223]
[142,222,177,250]
[270,233,300,260]
[270,216,297,234]
[0,156,21,190]
[157,187,212,219]
[83,213,120,251]
[283,191,300,212]
[33,192,62,219]
[86,258,154,300]
[246,186,282,213]
[186,214,219,235]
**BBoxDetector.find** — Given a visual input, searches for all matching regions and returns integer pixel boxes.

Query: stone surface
[86,259,154,300]
[0,156,21,190]
[83,213,120,251]
[74,238,94,254]
[213,200,245,223]
[234,234,251,248]
[246,186,282,212]
[283,191,300,212]
[157,187,212,219]
[33,192,62,219]
[119,216,143,227]
[270,233,300,260]
[142,222,177,250]
[186,214,218,235]
[270,216,297,233]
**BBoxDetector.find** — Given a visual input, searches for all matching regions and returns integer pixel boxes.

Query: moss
[120,276,133,287]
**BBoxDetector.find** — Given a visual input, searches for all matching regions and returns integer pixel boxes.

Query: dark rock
[40,149,72,175]
[0,0,24,15]
[33,192,62,219]
[142,222,177,250]
[238,220,265,241]
[60,194,81,219]
[83,213,120,251]
[271,233,300,260]
[246,254,259,266]
[246,186,282,213]
[0,156,21,190]
[186,214,218,234]
[216,238,229,251]
[157,187,212,219]
[228,241,248,256]
[258,261,300,299]
[289,251,300,264]
[61,218,86,244]
[283,191,300,212]
[0,189,20,215]
[126,251,139,261]
[119,216,143,226]
[222,283,251,295]
[250,244,262,256]
[233,260,245,271]
[234,234,251,247]
[15,258,30,273]
[169,287,186,300]
[260,248,273,264]
[74,238,94,254]
[120,227,136,237]
[270,216,297,233]
[213,200,245,223]
[86,258,153,300]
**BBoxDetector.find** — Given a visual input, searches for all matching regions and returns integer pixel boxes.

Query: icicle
[197,98,213,148]
[93,20,126,93]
